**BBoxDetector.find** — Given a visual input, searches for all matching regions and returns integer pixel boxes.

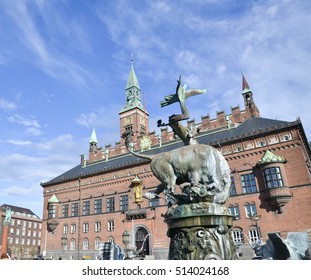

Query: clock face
[125,116,132,125]
[140,116,145,125]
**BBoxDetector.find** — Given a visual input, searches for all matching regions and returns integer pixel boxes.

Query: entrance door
[135,227,150,257]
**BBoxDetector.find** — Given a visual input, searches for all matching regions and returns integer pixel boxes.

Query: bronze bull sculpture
[125,140,231,205]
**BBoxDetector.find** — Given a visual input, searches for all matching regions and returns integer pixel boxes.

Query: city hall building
[40,62,311,260]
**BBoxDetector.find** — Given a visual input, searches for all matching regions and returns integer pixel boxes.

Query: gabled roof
[41,117,303,187]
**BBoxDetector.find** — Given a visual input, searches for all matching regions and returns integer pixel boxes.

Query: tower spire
[242,70,251,94]
[119,55,149,141]
[89,128,98,152]
[241,71,260,118]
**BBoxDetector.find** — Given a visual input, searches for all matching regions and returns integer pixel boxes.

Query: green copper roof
[132,174,142,184]
[89,128,98,144]
[48,194,60,203]
[242,73,251,94]
[120,61,144,113]
[126,65,140,90]
[257,150,286,165]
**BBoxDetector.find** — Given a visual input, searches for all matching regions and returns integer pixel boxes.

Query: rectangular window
[70,239,76,250]
[95,238,101,250]
[94,199,102,214]
[232,230,244,243]
[82,201,90,215]
[71,202,79,217]
[70,224,76,234]
[245,203,257,218]
[62,204,69,218]
[95,221,101,232]
[83,223,89,233]
[108,220,114,232]
[229,205,240,219]
[120,195,129,211]
[264,167,284,188]
[241,173,257,193]
[48,204,56,219]
[249,228,260,243]
[106,197,115,213]
[230,176,237,196]
[63,224,68,234]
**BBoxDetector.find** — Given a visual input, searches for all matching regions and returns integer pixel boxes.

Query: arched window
[229,204,240,219]
[83,238,89,250]
[249,226,260,243]
[229,176,237,196]
[95,237,101,250]
[231,228,244,244]
[244,202,257,218]
[70,239,76,250]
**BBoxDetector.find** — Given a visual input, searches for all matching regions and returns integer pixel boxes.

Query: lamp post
[61,234,68,259]
[122,230,131,259]
[250,214,261,241]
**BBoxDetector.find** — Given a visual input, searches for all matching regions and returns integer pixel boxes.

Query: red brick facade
[41,68,311,260]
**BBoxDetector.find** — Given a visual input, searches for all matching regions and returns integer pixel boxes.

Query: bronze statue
[158,76,206,146]
[123,75,236,259]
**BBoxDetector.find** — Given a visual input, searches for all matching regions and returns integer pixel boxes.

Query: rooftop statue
[158,75,206,146]
[3,206,12,223]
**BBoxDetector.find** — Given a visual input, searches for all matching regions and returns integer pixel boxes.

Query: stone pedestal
[1,222,10,255]
[165,202,236,260]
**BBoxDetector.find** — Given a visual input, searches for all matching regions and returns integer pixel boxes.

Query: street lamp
[61,234,68,259]
[122,230,131,259]
[250,214,261,241]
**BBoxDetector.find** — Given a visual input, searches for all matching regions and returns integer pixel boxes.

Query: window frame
[241,173,257,194]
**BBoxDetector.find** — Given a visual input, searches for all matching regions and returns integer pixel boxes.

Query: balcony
[265,186,292,213]
[47,219,59,233]
[126,208,147,220]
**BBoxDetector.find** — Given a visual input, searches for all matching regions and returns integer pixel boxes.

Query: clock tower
[119,57,149,142]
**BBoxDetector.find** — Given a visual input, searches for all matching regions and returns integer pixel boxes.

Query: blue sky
[0,0,310,218]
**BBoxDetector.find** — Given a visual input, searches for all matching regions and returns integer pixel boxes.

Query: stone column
[1,221,10,255]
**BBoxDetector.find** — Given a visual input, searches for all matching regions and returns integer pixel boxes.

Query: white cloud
[0,98,17,110]
[76,112,98,127]
[1,1,99,92]
[6,139,32,146]
[7,114,40,128]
